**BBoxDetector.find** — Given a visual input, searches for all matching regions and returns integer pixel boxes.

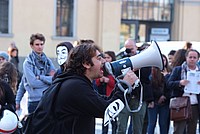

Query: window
[56,0,74,37]
[0,0,9,34]
[121,0,173,22]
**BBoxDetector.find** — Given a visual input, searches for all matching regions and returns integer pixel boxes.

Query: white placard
[184,71,200,94]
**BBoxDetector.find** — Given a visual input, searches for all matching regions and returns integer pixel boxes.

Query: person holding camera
[116,39,137,60]
[117,39,152,134]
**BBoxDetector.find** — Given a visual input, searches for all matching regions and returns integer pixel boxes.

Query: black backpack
[23,76,67,134]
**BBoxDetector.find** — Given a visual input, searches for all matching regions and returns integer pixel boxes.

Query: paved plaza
[95,118,199,134]
[18,93,199,134]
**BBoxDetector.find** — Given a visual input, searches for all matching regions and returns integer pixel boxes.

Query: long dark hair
[171,49,187,68]
[103,51,116,76]
[0,81,5,104]
[162,54,171,73]
[151,67,164,89]
[104,51,116,61]
[0,61,18,94]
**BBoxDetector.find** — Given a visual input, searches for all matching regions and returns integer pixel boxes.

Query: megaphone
[105,41,164,77]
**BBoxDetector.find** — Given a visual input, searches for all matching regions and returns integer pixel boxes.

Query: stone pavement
[18,94,199,134]
[95,118,200,134]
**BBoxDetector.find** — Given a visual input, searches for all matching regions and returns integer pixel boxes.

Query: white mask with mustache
[56,46,69,65]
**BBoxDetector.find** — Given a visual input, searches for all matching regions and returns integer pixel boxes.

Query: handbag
[169,96,192,121]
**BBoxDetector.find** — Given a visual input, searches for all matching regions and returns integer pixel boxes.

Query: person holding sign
[167,49,200,134]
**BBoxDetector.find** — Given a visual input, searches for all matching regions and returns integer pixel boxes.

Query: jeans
[147,103,170,134]
[117,97,146,134]
[28,101,40,113]
[128,106,148,134]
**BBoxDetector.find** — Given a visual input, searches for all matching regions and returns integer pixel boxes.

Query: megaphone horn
[105,41,164,77]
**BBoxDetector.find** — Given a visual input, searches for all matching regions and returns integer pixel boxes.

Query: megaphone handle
[116,79,132,94]
[124,81,143,113]
[133,79,140,89]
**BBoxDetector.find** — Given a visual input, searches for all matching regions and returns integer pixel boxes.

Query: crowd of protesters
[0,34,200,134]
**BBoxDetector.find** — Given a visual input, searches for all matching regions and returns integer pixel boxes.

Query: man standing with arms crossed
[20,33,55,113]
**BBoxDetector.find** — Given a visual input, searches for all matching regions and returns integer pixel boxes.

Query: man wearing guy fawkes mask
[117,39,152,134]
[53,42,74,80]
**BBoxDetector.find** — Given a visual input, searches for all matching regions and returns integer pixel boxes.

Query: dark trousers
[147,103,170,134]
[28,101,39,114]
[173,104,199,134]
[117,99,146,134]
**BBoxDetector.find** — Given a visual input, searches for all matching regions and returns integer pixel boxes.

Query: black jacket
[0,80,15,113]
[167,66,184,97]
[30,72,125,134]
[132,67,152,102]
[149,73,171,104]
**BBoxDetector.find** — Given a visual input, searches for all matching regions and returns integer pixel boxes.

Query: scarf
[181,61,200,80]
[28,51,50,75]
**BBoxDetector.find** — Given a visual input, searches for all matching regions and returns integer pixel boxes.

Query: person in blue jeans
[147,54,171,134]
[22,33,55,113]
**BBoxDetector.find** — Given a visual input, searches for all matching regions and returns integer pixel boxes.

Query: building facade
[0,0,200,65]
